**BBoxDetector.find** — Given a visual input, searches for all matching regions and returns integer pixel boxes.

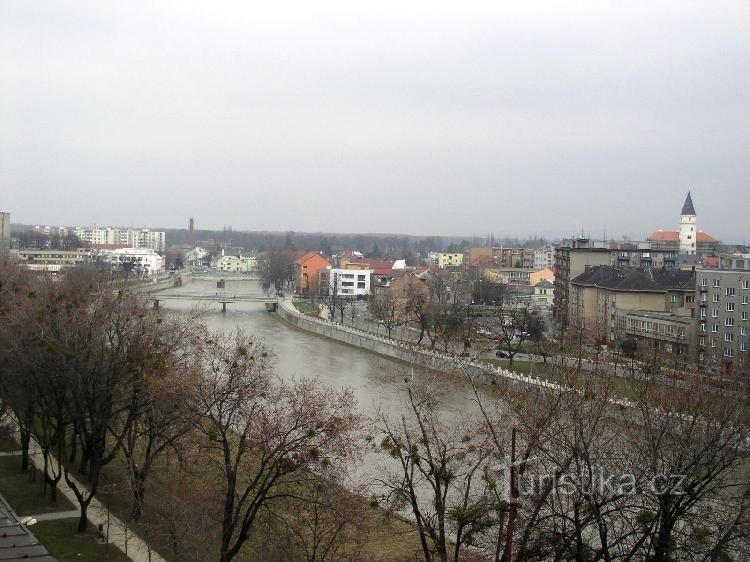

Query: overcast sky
[1,1,748,242]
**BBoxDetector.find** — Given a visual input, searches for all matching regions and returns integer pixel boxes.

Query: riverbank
[275,298,582,398]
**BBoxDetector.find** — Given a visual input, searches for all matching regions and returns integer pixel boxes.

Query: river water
[157,278,481,482]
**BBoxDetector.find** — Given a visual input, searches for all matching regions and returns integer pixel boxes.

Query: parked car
[495,350,510,358]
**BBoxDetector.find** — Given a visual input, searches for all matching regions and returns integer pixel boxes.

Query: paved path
[4,417,166,562]
[30,510,80,522]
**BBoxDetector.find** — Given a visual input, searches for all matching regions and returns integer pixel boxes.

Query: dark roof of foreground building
[681,191,696,215]
[648,268,696,290]
[571,266,666,292]
[0,493,55,561]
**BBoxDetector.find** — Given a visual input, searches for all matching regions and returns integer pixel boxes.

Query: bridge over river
[149,291,279,312]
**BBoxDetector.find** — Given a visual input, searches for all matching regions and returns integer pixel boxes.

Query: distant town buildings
[647,192,719,257]
[214,254,257,273]
[295,252,332,298]
[321,266,373,297]
[93,248,165,277]
[436,252,464,268]
[0,211,10,255]
[73,226,166,252]
[12,248,91,273]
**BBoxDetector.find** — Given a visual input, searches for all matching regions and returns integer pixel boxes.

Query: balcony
[699,301,707,307]
[699,286,708,293]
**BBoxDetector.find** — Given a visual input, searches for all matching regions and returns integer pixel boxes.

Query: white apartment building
[533,246,555,270]
[321,268,373,297]
[74,227,166,252]
[95,248,165,277]
[127,228,166,252]
[215,255,257,273]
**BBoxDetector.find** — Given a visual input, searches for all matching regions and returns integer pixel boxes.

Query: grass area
[293,300,320,317]
[33,519,130,562]
[0,426,19,452]
[0,455,74,515]
[0,446,125,562]
[94,452,428,562]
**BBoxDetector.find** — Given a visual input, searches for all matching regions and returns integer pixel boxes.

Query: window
[743,296,749,305]
[711,339,718,348]
[699,336,705,346]
[724,347,734,358]
[671,295,679,303]
[726,287,736,296]
[743,280,749,289]
[712,324,719,333]
[725,333,734,342]
[699,322,707,332]
[701,278,708,287]
[712,309,718,318]
[741,342,748,352]
[727,303,735,312]
[726,318,735,327]
[741,327,747,336]
[713,293,720,303]
[713,279,720,288]
[743,311,748,321]
[700,309,707,318]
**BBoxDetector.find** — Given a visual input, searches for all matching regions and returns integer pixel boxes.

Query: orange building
[295,251,331,297]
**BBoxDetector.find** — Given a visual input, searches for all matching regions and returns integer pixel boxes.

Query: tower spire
[681,190,696,216]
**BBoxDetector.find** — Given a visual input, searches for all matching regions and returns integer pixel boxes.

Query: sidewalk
[6,418,166,562]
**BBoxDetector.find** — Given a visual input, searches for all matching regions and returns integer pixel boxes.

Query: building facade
[295,251,331,297]
[696,269,750,376]
[12,249,92,273]
[94,248,165,277]
[215,255,257,273]
[615,309,695,359]
[74,227,166,252]
[320,267,372,297]
[0,211,10,255]
[437,252,464,268]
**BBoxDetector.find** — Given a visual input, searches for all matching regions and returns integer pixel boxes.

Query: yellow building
[437,252,464,268]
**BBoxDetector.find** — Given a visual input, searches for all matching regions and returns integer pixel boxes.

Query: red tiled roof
[648,230,718,242]
[295,251,330,266]
[470,255,493,268]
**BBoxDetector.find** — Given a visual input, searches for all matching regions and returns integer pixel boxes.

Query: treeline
[0,261,360,561]
[165,228,552,256]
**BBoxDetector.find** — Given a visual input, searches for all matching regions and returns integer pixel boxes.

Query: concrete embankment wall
[274,299,584,399]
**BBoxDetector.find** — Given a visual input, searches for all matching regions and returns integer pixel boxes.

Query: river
[156,278,481,482]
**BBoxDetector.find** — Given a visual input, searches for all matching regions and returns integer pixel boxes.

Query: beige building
[12,249,92,273]
[570,266,669,342]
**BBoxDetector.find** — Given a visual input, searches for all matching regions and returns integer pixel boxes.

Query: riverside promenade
[274,298,638,408]
[4,416,166,562]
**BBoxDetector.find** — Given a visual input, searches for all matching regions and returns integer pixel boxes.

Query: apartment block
[0,211,10,255]
[696,269,750,376]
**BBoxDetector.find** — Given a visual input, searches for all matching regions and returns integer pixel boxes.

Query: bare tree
[375,376,495,562]
[368,291,403,338]
[190,331,361,562]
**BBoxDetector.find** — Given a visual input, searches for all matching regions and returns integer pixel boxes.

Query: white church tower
[679,191,697,255]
